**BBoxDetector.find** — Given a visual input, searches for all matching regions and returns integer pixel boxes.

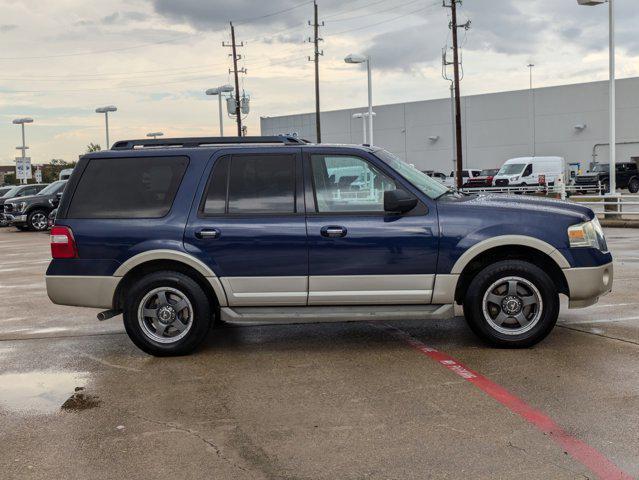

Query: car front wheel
[629,178,639,194]
[463,260,559,348]
[28,209,49,231]
[123,271,213,356]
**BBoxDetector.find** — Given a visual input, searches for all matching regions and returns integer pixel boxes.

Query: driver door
[304,150,439,305]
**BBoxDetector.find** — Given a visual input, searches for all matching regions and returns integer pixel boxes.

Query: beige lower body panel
[46,275,119,309]
[308,275,434,305]
[564,262,613,309]
[220,276,308,306]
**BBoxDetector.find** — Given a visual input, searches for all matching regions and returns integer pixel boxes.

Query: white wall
[261,77,639,173]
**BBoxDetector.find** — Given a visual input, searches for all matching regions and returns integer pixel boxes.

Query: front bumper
[564,262,613,309]
[4,213,27,224]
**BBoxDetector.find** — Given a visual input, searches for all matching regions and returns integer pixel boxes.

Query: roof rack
[111,136,309,150]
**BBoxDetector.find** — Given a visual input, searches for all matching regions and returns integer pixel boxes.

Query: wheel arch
[452,237,570,305]
[112,250,227,310]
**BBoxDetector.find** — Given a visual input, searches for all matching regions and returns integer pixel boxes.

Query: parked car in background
[0,184,48,227]
[463,168,500,189]
[46,136,612,356]
[422,170,447,183]
[574,162,639,194]
[4,180,67,231]
[493,157,566,188]
[59,168,74,180]
[443,169,482,188]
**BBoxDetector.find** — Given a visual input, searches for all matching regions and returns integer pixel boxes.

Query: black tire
[629,178,639,194]
[463,260,559,348]
[123,271,213,356]
[600,181,610,194]
[27,209,49,231]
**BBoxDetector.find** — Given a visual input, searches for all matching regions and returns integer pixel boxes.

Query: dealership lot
[0,227,638,479]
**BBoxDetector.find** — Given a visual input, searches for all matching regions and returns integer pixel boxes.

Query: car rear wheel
[463,260,559,348]
[123,271,213,356]
[629,178,639,194]
[28,209,49,231]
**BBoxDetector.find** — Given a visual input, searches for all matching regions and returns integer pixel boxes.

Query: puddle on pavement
[0,370,98,415]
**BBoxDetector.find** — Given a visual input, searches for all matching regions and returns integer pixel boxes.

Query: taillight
[50,226,78,259]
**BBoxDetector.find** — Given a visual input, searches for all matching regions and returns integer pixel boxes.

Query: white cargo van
[493,157,565,188]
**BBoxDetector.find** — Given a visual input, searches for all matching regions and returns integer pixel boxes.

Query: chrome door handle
[195,228,221,239]
[321,226,347,238]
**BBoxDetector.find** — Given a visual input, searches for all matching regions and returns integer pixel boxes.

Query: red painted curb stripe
[377,324,634,480]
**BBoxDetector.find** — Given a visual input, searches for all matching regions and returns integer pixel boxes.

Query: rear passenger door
[185,149,308,306]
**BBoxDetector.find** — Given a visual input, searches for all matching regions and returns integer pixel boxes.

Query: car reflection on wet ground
[0,227,638,479]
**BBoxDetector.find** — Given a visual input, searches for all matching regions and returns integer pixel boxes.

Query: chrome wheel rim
[137,287,194,344]
[482,276,543,336]
[31,213,47,230]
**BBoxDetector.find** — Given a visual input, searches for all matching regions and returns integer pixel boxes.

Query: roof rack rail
[111,136,309,150]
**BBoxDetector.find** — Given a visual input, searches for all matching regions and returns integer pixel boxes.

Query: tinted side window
[67,156,188,219]
[227,155,295,214]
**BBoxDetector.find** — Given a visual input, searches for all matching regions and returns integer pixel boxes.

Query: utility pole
[444,0,470,189]
[308,1,324,143]
[224,22,245,137]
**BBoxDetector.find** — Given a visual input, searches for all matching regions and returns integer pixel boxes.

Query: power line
[234,0,313,25]
[323,0,391,19]
[327,4,438,36]
[326,0,426,23]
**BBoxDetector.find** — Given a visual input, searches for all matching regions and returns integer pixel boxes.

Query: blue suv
[46,136,613,356]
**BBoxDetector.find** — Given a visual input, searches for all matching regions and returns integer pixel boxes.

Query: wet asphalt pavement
[0,227,637,479]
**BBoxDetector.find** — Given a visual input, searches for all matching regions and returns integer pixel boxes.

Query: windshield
[481,169,498,176]
[38,180,66,196]
[0,187,11,197]
[591,164,609,173]
[1,186,21,198]
[375,149,450,199]
[499,164,526,175]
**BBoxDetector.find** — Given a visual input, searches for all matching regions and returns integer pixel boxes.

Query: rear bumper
[46,275,119,309]
[564,262,613,309]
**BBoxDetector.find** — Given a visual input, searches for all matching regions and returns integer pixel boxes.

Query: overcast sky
[0,0,637,165]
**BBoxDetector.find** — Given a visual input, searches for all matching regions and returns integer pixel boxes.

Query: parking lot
[0,226,637,479]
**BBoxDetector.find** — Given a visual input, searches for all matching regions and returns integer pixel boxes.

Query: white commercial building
[261,77,639,174]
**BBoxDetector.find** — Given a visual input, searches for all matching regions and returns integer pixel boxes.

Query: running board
[219,304,454,326]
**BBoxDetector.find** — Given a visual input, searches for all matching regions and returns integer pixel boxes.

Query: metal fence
[459,184,639,220]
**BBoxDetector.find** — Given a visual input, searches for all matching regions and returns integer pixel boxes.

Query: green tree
[86,143,101,153]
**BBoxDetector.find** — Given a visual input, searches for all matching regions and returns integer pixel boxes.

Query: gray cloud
[0,24,18,33]
[75,11,149,27]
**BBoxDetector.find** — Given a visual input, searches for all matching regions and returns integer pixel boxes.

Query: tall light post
[205,85,234,136]
[95,106,117,150]
[527,63,536,156]
[12,117,33,185]
[345,54,374,145]
[146,132,164,140]
[577,0,616,193]
[352,112,376,144]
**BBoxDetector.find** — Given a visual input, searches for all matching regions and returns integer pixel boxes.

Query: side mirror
[384,189,418,214]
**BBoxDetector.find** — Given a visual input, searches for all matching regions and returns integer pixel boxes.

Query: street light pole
[12,117,33,185]
[608,0,616,194]
[577,0,616,193]
[345,54,374,145]
[528,63,536,156]
[206,85,234,136]
[366,57,373,146]
[95,106,117,150]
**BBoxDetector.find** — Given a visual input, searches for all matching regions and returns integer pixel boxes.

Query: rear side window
[201,154,296,215]
[67,156,188,219]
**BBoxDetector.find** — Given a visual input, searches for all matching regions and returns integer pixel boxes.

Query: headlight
[568,218,608,251]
